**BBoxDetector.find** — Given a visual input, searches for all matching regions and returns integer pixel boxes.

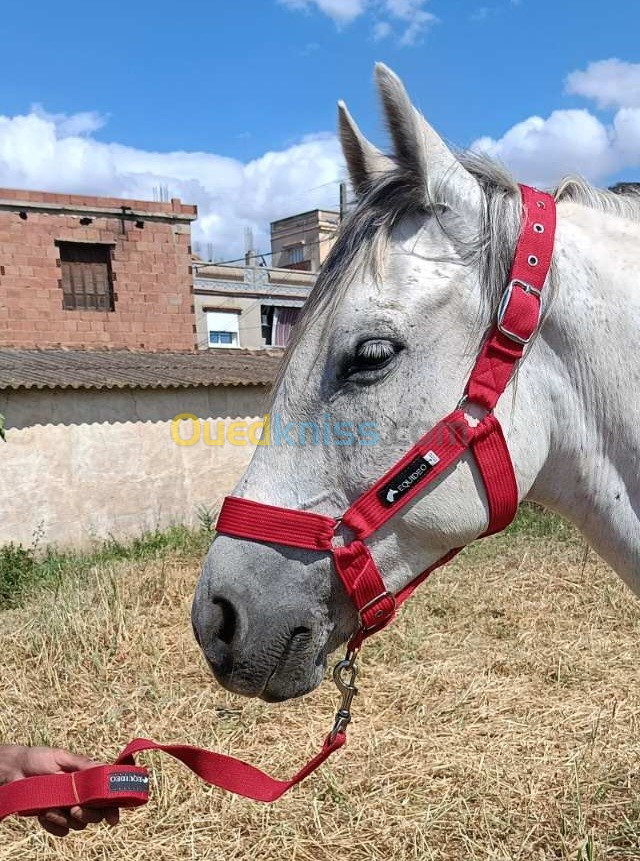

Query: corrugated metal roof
[0,349,283,392]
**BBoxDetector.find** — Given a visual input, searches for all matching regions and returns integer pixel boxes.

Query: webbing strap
[466,185,556,410]
[217,497,336,551]
[472,415,519,536]
[0,764,150,822]
[0,733,347,821]
[341,410,471,540]
[114,734,345,803]
[333,541,396,641]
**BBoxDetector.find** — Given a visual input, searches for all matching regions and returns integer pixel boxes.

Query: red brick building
[0,188,197,351]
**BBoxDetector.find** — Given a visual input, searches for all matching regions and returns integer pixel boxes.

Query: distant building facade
[193,262,313,350]
[270,209,339,273]
[0,188,197,351]
[193,208,340,351]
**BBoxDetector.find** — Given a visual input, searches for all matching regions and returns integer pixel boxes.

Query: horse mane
[277,152,640,386]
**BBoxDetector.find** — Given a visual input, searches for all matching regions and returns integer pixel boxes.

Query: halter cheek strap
[0,185,555,822]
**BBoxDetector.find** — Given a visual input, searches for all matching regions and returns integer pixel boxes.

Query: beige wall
[0,384,269,548]
[270,209,339,272]
[194,294,266,350]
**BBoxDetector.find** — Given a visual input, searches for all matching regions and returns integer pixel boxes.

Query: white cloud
[277,0,367,25]
[372,20,392,40]
[4,56,640,267]
[611,107,640,162]
[0,108,344,259]
[470,6,489,22]
[472,60,640,187]
[396,9,437,45]
[473,109,618,187]
[566,59,640,110]
[279,0,437,45]
[30,104,107,137]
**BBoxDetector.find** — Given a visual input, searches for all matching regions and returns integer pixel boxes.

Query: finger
[64,815,88,832]
[104,807,120,827]
[38,815,70,838]
[69,805,104,825]
[53,749,98,773]
[43,809,88,832]
[39,809,72,829]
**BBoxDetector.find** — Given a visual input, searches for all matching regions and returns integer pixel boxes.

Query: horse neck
[529,201,640,592]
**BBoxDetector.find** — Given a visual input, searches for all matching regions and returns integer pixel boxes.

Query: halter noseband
[216,183,556,736]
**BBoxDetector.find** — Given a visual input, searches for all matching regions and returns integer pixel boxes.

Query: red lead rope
[0,735,347,821]
[0,185,556,824]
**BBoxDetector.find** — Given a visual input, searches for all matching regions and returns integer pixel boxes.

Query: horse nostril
[290,626,312,648]
[212,597,237,645]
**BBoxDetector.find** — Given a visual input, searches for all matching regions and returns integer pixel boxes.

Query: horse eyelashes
[356,340,395,365]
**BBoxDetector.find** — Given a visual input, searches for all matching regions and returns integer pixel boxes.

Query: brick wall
[0,188,197,351]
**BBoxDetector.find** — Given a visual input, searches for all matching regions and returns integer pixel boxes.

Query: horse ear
[374,63,482,212]
[338,100,394,196]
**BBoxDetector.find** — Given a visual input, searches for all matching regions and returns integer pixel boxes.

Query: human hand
[0,744,120,837]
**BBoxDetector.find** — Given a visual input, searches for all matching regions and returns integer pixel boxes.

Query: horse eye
[343,339,401,380]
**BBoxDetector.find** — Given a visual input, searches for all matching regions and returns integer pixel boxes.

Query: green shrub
[0,543,38,608]
[0,525,212,612]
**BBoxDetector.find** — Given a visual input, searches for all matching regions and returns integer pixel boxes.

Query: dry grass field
[1,509,640,860]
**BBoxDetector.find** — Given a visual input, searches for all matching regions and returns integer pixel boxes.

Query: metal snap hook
[329,649,359,742]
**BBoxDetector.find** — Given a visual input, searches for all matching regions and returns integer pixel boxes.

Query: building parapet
[0,187,197,223]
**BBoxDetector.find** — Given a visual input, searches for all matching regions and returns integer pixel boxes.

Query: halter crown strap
[466,184,556,410]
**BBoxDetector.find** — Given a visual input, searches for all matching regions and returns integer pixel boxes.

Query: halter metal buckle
[497,279,542,346]
[358,591,397,634]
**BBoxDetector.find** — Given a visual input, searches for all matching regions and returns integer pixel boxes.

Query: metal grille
[58,242,115,311]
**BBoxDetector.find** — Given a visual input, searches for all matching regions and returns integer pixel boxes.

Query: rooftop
[0,349,282,392]
[0,187,197,222]
[270,209,339,228]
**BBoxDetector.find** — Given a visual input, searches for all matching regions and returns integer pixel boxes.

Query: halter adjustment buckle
[358,591,397,634]
[497,279,542,346]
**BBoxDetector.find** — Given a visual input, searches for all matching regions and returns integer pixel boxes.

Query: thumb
[53,749,99,773]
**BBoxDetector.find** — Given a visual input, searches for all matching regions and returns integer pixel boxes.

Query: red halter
[0,185,555,823]
[216,184,556,645]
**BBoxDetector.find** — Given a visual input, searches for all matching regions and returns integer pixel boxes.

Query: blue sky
[0,0,639,257]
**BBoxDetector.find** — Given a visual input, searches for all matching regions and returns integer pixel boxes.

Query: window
[57,242,115,311]
[206,310,239,348]
[209,331,236,346]
[260,305,300,347]
[286,245,304,265]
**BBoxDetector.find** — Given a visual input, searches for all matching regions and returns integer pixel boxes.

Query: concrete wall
[270,209,339,272]
[0,384,268,548]
[0,187,196,351]
[194,294,265,350]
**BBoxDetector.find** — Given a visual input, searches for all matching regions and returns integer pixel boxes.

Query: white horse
[192,64,640,703]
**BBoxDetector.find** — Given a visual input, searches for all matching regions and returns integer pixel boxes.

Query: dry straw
[1,516,639,860]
